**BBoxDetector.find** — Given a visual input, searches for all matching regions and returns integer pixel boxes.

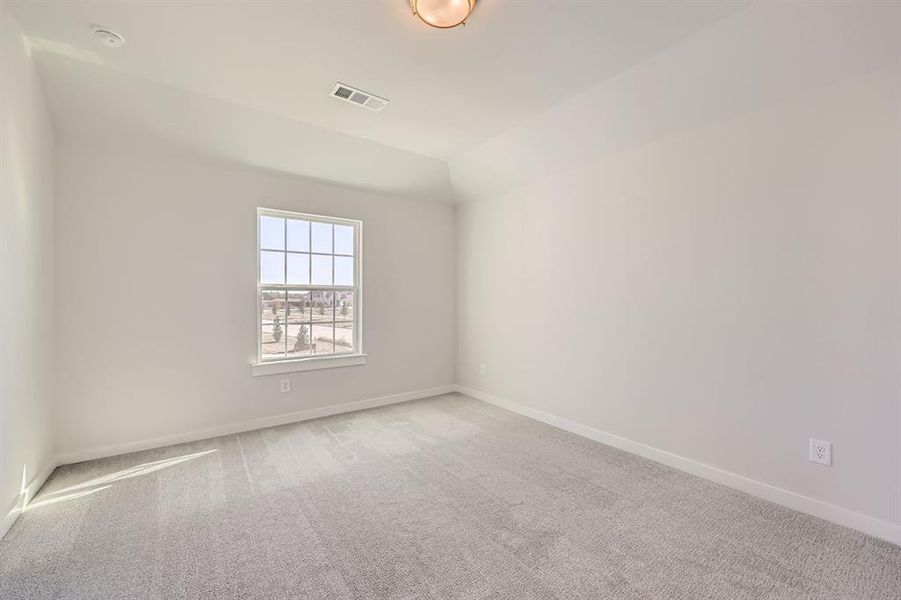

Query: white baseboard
[56,385,456,465]
[4,385,454,541]
[455,385,901,547]
[15,385,899,548]
[1,458,59,541]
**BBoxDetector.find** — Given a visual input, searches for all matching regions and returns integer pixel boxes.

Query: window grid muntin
[257,209,360,363]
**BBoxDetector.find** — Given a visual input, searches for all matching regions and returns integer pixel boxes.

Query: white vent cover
[331,83,389,112]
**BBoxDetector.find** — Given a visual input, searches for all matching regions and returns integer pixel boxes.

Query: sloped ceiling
[8,1,750,202]
[449,1,901,202]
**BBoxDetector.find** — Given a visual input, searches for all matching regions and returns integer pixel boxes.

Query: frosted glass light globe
[413,0,475,29]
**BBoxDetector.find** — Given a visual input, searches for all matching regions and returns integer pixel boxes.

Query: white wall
[5,0,899,548]
[53,142,455,459]
[453,2,900,540]
[0,8,56,532]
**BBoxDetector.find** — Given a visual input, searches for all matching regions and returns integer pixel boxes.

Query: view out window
[257,209,361,363]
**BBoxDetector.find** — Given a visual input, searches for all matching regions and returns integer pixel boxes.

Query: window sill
[252,353,367,376]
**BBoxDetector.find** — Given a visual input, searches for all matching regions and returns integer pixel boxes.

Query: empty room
[1,1,899,598]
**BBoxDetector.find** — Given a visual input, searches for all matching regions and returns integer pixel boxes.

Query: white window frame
[252,208,365,376]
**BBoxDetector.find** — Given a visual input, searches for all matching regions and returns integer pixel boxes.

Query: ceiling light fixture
[91,25,125,48]
[410,0,475,29]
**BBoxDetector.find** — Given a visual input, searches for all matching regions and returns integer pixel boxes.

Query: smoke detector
[330,83,389,112]
[92,26,125,48]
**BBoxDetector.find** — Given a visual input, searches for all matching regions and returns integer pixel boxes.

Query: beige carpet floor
[1,393,899,599]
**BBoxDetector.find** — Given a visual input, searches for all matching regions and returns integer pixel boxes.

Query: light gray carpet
[1,394,899,599]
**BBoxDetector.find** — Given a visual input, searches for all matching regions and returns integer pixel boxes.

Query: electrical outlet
[279,378,291,393]
[479,363,487,376]
[809,438,832,466]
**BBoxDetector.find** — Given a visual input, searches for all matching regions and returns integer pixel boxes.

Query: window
[255,209,363,373]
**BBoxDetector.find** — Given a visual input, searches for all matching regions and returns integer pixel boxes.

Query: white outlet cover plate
[279,378,291,393]
[809,438,832,466]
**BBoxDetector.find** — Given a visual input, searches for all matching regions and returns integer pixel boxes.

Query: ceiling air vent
[331,83,389,112]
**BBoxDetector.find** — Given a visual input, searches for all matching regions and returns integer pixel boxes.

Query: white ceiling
[9,1,750,161]
[450,1,901,202]
[34,50,458,203]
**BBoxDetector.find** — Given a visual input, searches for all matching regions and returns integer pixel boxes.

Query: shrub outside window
[257,208,361,364]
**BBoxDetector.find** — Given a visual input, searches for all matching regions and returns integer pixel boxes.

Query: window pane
[260,216,285,250]
[311,222,332,254]
[259,214,361,363]
[335,290,354,321]
[334,321,354,352]
[286,290,311,323]
[261,289,287,324]
[286,323,312,357]
[286,219,309,252]
[334,225,354,255]
[260,251,285,284]
[312,291,333,322]
[311,322,334,355]
[261,323,286,358]
[334,256,353,286]
[311,254,332,285]
[286,253,310,285]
